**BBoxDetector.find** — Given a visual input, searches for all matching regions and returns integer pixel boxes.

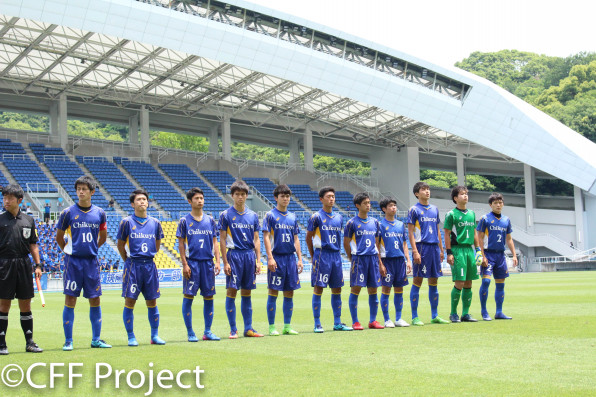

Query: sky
[247,0,596,68]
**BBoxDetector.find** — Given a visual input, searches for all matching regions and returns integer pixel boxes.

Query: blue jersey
[218,206,260,250]
[476,212,512,251]
[176,213,219,260]
[117,216,164,260]
[57,204,106,257]
[407,203,441,244]
[379,218,407,259]
[344,216,380,256]
[263,208,300,255]
[307,209,343,252]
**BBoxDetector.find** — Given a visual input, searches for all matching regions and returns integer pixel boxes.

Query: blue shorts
[226,249,257,290]
[268,253,301,291]
[311,249,344,288]
[381,257,409,288]
[63,254,101,299]
[413,243,443,278]
[481,251,509,280]
[184,258,216,297]
[350,255,381,288]
[121,258,160,300]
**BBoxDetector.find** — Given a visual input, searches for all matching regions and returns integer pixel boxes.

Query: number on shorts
[65,280,77,291]
[422,265,427,274]
[461,268,464,277]
[232,275,237,285]
[384,274,391,283]
[130,284,137,294]
[359,274,364,282]
[319,274,329,283]
[271,276,282,286]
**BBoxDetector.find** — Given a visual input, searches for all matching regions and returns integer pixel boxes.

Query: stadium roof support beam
[0,22,57,78]
[304,124,313,172]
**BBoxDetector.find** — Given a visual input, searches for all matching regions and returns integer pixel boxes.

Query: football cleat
[481,312,492,321]
[282,327,299,335]
[26,341,43,353]
[394,318,410,327]
[128,337,139,347]
[333,323,353,331]
[188,333,199,342]
[384,320,396,328]
[430,316,450,324]
[449,314,461,323]
[269,325,280,336]
[150,336,166,345]
[461,314,478,322]
[495,312,512,320]
[368,321,384,329]
[62,341,74,351]
[352,322,364,331]
[0,345,8,355]
[313,325,325,333]
[91,339,112,348]
[229,330,239,339]
[244,329,264,337]
[202,331,220,341]
[411,317,425,326]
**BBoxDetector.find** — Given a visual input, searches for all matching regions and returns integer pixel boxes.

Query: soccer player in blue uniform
[56,176,111,350]
[344,192,385,330]
[307,186,352,333]
[378,197,412,328]
[117,190,165,346]
[263,184,303,336]
[476,193,518,320]
[407,182,449,325]
[177,187,221,342]
[219,180,263,339]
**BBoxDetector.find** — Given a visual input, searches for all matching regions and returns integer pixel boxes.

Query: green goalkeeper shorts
[451,245,479,281]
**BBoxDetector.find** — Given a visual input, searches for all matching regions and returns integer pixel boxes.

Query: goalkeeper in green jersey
[444,186,482,323]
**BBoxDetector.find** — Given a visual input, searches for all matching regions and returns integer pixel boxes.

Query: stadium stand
[0,140,56,193]
[200,170,236,194]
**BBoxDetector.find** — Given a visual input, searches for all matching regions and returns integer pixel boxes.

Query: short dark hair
[230,179,249,195]
[379,197,397,213]
[488,192,504,205]
[413,181,430,197]
[2,183,24,200]
[74,175,95,191]
[129,189,149,203]
[273,184,292,197]
[353,192,370,206]
[318,186,335,198]
[451,185,468,204]
[186,187,204,201]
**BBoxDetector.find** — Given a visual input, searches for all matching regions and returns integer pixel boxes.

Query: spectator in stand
[44,203,51,223]
[108,198,115,209]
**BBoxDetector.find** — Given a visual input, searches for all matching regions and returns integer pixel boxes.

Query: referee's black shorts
[0,257,34,300]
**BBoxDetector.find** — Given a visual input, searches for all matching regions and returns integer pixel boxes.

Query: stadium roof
[1,0,596,193]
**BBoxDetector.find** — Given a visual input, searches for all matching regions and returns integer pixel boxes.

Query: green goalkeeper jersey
[444,207,476,245]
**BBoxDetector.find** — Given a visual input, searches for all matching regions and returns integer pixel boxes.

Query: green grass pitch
[1,271,595,396]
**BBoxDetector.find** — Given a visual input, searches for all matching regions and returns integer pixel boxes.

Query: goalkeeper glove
[475,247,483,266]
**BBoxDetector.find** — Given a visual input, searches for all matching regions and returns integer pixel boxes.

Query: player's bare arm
[305,230,315,258]
[55,228,66,251]
[437,224,444,262]
[403,241,412,273]
[506,234,518,267]
[117,239,127,261]
[263,230,276,272]
[219,230,231,276]
[444,228,453,266]
[294,234,303,274]
[254,231,261,275]
[212,237,221,275]
[343,236,352,262]
[408,223,420,264]
[477,230,489,267]
[98,229,107,248]
[30,243,42,279]
[178,237,191,279]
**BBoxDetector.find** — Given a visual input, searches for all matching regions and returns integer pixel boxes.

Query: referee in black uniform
[0,184,43,354]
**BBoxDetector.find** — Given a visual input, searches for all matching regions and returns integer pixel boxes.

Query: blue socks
[225,296,237,332]
[394,291,404,321]
[283,297,293,325]
[63,306,75,343]
[147,306,159,338]
[479,278,491,314]
[123,306,134,339]
[89,306,102,341]
[368,293,378,323]
[312,293,322,327]
[410,284,420,319]
[429,284,439,319]
[182,297,194,333]
[495,282,505,313]
[348,293,359,324]
[331,292,342,325]
[204,297,214,332]
[241,295,252,331]
[267,294,277,325]
[380,292,390,322]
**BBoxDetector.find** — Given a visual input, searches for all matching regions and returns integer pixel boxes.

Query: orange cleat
[368,320,385,329]
[352,322,364,330]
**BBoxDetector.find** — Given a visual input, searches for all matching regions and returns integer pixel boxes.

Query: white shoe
[394,318,410,327]
[384,320,395,328]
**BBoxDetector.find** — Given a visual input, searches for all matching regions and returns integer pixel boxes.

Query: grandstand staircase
[0,162,16,185]
[193,169,232,205]
[77,161,126,214]
[512,226,579,257]
[155,166,187,200]
[116,163,169,216]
